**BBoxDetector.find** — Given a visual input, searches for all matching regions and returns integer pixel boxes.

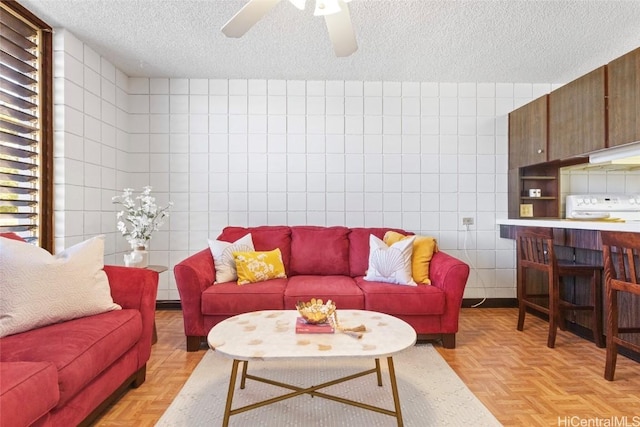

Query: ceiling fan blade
[324,1,357,57]
[222,0,283,38]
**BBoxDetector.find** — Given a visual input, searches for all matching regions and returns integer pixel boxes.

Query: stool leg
[604,287,618,381]
[517,267,526,331]
[557,276,567,332]
[548,271,559,348]
[517,300,526,331]
[592,270,605,348]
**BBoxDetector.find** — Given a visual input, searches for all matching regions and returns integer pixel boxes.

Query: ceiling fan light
[314,0,341,16]
[288,0,306,10]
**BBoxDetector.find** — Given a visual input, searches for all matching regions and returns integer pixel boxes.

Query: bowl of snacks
[296,298,336,324]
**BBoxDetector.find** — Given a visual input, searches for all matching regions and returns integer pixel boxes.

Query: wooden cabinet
[508,96,548,169]
[506,47,640,219]
[607,47,640,148]
[518,164,559,218]
[548,66,606,161]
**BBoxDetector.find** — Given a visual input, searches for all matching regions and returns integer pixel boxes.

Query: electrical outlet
[462,217,474,226]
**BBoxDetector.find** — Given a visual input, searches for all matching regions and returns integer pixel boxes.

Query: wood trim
[40,23,53,252]
[1,1,54,252]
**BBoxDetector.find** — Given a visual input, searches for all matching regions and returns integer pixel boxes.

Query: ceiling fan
[222,0,358,57]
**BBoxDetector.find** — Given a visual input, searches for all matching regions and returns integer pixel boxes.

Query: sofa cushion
[364,234,416,285]
[0,361,58,427]
[348,228,411,277]
[201,279,287,315]
[355,277,446,315]
[233,249,287,285]
[208,233,255,283]
[290,226,350,276]
[283,275,365,309]
[384,231,438,284]
[0,235,121,338]
[218,226,292,274]
[0,309,142,407]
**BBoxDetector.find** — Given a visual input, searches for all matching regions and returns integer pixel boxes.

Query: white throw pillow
[208,233,255,283]
[0,235,121,338]
[364,234,417,286]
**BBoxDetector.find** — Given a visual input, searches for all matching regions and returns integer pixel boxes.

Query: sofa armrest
[173,249,216,337]
[104,266,158,367]
[428,251,470,333]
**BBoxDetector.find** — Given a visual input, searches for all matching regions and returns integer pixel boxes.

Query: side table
[146,265,168,344]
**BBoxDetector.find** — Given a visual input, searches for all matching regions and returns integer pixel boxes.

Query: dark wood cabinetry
[508,164,560,219]
[519,166,559,218]
[509,96,548,169]
[548,66,606,161]
[607,47,640,148]
[507,47,640,219]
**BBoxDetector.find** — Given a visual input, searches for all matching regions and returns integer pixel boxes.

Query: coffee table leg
[387,356,404,427]
[223,359,241,427]
[375,358,382,386]
[240,360,249,389]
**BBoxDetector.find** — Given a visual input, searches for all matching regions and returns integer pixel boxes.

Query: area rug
[156,344,501,426]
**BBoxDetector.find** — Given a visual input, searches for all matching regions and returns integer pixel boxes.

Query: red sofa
[174,226,470,351]
[0,235,158,427]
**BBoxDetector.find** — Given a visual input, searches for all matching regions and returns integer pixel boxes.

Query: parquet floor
[93,308,640,426]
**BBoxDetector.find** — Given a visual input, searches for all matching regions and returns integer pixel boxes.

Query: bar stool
[516,226,604,348]
[600,230,640,381]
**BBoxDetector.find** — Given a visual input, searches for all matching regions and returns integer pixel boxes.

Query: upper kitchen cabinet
[608,47,640,148]
[508,95,548,169]
[548,66,606,161]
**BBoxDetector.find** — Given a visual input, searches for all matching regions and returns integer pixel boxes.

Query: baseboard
[157,298,519,311]
[156,300,182,310]
[461,298,518,308]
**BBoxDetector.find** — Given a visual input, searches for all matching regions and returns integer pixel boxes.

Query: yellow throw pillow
[232,248,287,285]
[384,231,438,285]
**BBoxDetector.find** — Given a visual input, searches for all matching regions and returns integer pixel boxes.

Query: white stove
[565,194,640,222]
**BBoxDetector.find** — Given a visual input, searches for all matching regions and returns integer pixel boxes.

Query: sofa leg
[186,335,204,352]
[132,365,146,388]
[442,334,456,349]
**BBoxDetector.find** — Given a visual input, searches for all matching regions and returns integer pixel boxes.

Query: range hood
[589,141,640,165]
[562,141,640,172]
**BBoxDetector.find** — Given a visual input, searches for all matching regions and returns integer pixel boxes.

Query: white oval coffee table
[208,309,417,426]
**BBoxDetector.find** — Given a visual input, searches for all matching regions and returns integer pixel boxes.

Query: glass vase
[124,242,149,268]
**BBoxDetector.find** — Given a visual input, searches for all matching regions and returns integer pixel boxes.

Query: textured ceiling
[17,0,640,83]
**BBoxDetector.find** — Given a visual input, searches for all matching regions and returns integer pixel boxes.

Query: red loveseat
[174,226,470,351]
[0,234,158,427]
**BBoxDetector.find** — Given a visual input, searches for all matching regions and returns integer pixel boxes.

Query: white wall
[53,29,129,261]
[127,77,535,301]
[53,32,640,302]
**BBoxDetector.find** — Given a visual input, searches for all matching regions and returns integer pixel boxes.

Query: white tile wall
[53,35,640,302]
[53,29,122,259]
[53,30,169,297]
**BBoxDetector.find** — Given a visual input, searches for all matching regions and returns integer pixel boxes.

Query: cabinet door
[508,95,548,169]
[608,47,640,148]
[548,66,606,161]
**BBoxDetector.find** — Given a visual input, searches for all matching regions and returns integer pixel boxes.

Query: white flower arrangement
[112,186,172,248]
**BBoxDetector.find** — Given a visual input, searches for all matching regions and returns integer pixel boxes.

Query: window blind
[0,2,51,246]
